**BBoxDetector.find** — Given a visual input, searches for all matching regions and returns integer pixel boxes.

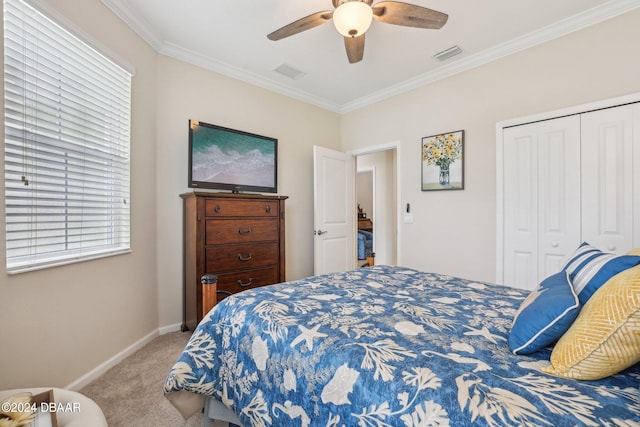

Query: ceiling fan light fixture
[333,1,373,37]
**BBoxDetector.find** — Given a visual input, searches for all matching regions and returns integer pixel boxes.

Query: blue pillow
[563,242,640,304]
[509,271,580,355]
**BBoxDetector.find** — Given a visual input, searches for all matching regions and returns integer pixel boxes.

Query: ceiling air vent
[273,63,306,80]
[433,45,462,62]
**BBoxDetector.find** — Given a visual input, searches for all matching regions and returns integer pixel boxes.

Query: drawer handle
[215,205,221,213]
[237,253,253,262]
[237,278,254,287]
[237,227,253,235]
[265,205,271,213]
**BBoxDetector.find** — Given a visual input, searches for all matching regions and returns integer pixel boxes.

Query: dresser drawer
[206,218,278,244]
[205,199,279,217]
[215,267,279,298]
[181,192,287,331]
[205,242,278,272]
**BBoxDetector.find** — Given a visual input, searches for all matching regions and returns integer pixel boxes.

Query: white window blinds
[4,0,132,273]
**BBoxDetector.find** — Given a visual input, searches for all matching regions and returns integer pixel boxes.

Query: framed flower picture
[421,130,464,191]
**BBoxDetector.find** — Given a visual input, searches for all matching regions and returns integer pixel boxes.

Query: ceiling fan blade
[344,34,365,64]
[267,11,334,41]
[372,1,448,29]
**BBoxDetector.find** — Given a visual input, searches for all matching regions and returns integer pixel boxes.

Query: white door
[536,117,581,278]
[581,104,635,254]
[502,124,539,288]
[502,115,581,289]
[313,146,355,275]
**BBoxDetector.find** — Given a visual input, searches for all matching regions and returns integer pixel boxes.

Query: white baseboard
[65,323,186,391]
[65,329,159,391]
[159,322,182,335]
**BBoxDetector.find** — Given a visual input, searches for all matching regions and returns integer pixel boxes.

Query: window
[3,0,132,273]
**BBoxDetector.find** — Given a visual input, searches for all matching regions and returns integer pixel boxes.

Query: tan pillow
[628,248,640,256]
[542,265,640,380]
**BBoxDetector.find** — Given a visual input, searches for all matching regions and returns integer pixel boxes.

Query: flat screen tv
[188,119,278,193]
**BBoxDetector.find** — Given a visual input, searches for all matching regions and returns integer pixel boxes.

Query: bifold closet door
[502,115,581,289]
[581,104,636,254]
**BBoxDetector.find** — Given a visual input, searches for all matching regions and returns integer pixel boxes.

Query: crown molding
[102,0,640,114]
[100,0,342,112]
[339,0,640,113]
[160,42,342,113]
[100,0,164,51]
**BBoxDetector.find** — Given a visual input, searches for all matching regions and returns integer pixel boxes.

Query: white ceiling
[101,0,639,113]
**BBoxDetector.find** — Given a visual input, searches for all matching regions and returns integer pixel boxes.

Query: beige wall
[154,55,341,327]
[0,0,159,388]
[341,9,640,283]
[356,171,373,221]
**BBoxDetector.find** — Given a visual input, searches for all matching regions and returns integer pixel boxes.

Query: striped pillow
[543,265,640,380]
[563,242,640,304]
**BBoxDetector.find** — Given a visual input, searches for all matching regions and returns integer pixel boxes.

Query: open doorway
[356,148,398,266]
[313,144,399,275]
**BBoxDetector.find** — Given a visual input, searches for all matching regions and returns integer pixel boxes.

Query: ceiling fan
[267,0,448,64]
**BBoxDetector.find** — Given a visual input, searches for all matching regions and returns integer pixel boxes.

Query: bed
[164,265,640,426]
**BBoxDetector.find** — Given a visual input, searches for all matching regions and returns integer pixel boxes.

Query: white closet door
[503,125,538,289]
[537,117,581,277]
[502,116,580,289]
[581,105,635,253]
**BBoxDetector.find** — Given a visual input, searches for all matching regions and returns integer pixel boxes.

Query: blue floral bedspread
[164,266,640,426]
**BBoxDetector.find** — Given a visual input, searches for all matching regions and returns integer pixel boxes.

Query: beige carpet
[79,331,226,427]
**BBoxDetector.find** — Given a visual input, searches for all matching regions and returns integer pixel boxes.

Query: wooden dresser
[180,192,287,331]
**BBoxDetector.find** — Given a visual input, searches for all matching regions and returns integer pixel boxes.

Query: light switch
[403,213,413,223]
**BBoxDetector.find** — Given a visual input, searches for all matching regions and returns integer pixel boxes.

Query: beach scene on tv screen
[192,126,275,188]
